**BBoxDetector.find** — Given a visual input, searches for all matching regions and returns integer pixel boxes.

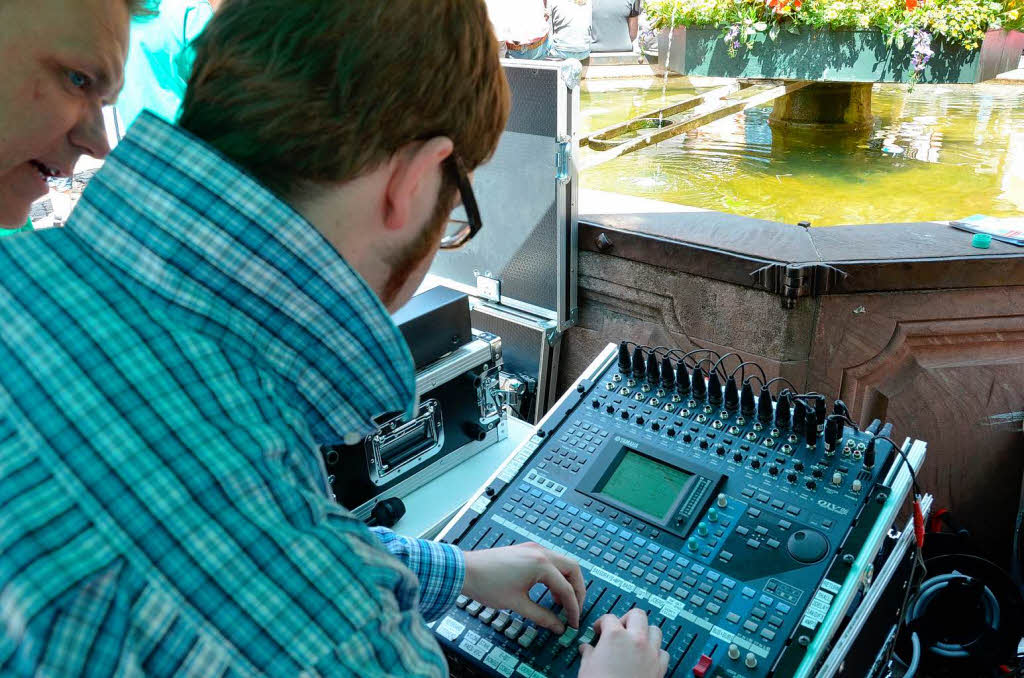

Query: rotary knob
[745,653,758,669]
[715,444,726,456]
[812,467,823,479]
[636,416,646,426]
[687,536,699,552]
[606,404,615,414]
[806,479,817,490]
[794,461,805,472]
[787,529,830,564]
[728,644,741,661]
[768,465,779,476]
[652,422,661,432]
[717,493,728,508]
[733,452,743,463]
[683,434,693,443]
[750,459,762,470]
[787,471,798,483]
[621,411,629,420]
[707,508,719,522]
[832,472,843,486]
[852,479,863,493]
[591,398,600,408]
[697,522,709,536]
[699,439,709,450]
[666,427,676,437]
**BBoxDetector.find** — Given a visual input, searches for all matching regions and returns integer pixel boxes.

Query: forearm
[370,527,466,621]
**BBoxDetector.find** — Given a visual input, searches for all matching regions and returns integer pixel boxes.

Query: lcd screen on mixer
[597,450,692,520]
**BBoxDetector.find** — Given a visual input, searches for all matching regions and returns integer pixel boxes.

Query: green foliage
[646,0,1024,51]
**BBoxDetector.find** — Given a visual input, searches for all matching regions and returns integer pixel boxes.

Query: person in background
[591,0,641,53]
[0,0,146,234]
[115,0,219,129]
[484,0,510,56]
[503,0,552,60]
[548,0,593,61]
[637,3,661,58]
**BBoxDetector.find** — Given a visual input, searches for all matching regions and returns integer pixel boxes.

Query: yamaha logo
[817,499,850,515]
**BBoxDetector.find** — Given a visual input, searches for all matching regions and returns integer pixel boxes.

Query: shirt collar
[66,111,417,445]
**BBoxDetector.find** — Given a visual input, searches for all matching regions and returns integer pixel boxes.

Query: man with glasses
[0,1,670,676]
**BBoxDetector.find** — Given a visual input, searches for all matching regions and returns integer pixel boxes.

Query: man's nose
[69,102,112,160]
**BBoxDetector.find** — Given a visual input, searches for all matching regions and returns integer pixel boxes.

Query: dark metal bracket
[753,262,849,309]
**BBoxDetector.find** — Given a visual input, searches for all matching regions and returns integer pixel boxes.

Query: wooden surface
[581,81,811,170]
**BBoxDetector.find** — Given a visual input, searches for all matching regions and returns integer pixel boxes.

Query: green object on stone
[971,233,992,248]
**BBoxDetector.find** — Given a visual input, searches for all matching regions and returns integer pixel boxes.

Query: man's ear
[383,136,454,233]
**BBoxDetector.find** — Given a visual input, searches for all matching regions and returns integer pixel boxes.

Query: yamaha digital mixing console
[432,342,925,678]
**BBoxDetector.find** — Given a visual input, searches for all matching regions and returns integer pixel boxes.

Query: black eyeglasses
[440,153,482,250]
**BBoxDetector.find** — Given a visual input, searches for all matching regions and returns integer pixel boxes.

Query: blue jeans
[547,46,591,61]
[506,37,551,60]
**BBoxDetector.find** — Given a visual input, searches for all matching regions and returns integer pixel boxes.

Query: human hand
[461,542,586,634]
[578,609,669,678]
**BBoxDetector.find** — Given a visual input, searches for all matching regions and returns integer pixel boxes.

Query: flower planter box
[657,26,1024,83]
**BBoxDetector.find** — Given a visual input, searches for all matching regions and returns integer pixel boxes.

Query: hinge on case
[555,135,571,185]
[475,274,500,302]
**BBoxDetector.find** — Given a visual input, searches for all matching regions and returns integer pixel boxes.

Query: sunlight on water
[580,80,1024,226]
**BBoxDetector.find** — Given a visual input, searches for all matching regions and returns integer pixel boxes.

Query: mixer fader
[432,342,921,677]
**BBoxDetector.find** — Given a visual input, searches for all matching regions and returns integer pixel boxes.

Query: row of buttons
[501,503,673,581]
[456,595,540,648]
[741,488,804,517]
[544,446,587,474]
[735,589,791,641]
[523,470,567,495]
[743,488,838,530]
[500,493,760,613]
[512,481,668,540]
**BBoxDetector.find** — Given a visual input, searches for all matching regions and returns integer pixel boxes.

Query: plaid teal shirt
[0,112,463,676]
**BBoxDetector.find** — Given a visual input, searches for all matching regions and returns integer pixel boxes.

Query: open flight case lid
[428,59,581,331]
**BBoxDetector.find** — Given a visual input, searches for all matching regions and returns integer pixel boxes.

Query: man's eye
[67,70,90,89]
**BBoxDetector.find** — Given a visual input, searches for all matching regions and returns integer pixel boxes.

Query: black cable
[695,357,729,381]
[742,374,766,389]
[729,360,767,384]
[668,348,722,369]
[828,412,859,430]
[874,434,921,497]
[764,376,798,394]
[694,356,716,373]
[711,352,740,381]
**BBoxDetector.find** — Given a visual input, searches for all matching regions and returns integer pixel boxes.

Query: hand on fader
[462,542,587,634]
[578,608,670,678]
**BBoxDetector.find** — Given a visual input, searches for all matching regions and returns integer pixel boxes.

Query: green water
[581,79,1024,226]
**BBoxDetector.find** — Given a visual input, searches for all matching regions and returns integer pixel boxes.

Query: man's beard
[380,182,458,308]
